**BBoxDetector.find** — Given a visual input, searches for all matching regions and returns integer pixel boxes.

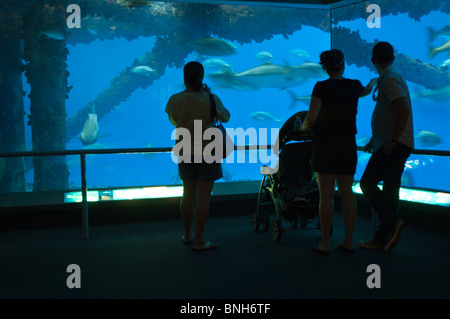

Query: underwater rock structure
[0,35,26,192]
[0,0,449,193]
[23,3,69,191]
[332,27,450,90]
[65,2,327,142]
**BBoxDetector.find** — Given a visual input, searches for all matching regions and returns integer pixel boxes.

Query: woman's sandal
[312,245,330,255]
[337,243,355,253]
[181,235,192,245]
[192,241,218,252]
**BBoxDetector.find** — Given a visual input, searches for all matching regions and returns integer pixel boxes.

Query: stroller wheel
[270,220,282,243]
[252,213,270,232]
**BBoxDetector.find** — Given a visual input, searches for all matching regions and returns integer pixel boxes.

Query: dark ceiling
[185,0,363,9]
[228,0,344,4]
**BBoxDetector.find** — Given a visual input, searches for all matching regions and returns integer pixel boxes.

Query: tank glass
[0,0,449,206]
[331,0,450,192]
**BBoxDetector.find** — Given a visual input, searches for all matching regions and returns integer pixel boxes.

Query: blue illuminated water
[21,5,450,193]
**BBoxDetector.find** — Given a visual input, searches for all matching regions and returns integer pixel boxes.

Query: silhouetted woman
[300,49,377,254]
[165,61,230,251]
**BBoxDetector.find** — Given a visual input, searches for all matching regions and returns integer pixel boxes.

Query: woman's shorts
[178,158,223,182]
[312,139,357,175]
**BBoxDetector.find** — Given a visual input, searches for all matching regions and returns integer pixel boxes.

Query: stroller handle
[281,130,313,146]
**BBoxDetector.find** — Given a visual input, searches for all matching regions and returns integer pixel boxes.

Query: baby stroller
[252,111,323,242]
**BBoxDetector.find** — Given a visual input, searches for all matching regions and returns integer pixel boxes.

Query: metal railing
[0,145,269,238]
[1,145,449,239]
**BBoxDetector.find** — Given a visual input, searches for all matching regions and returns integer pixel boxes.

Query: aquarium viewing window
[64,185,184,203]
[62,183,450,208]
[0,0,449,209]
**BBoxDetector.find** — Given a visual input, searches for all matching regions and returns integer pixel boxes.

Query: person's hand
[363,139,373,153]
[369,78,378,87]
[383,141,397,155]
[203,83,211,94]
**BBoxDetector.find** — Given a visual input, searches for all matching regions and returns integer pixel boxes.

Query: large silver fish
[203,58,232,71]
[415,130,443,148]
[234,63,293,89]
[256,51,274,62]
[250,111,283,123]
[207,70,254,91]
[440,58,450,68]
[429,39,450,58]
[80,113,99,146]
[428,26,450,42]
[413,83,450,103]
[207,62,326,90]
[131,65,156,76]
[40,30,65,40]
[289,49,310,58]
[187,36,237,57]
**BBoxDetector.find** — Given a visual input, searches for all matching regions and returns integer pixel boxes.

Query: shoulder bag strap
[209,93,218,123]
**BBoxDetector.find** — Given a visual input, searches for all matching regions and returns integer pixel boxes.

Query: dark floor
[1,208,449,299]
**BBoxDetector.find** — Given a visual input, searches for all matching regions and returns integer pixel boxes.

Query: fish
[206,70,255,91]
[404,157,434,171]
[412,83,450,103]
[440,58,450,68]
[87,28,98,36]
[415,130,442,148]
[131,65,156,76]
[187,36,237,57]
[289,49,310,58]
[243,61,325,89]
[429,39,450,58]
[80,113,100,146]
[40,30,65,40]
[203,59,232,71]
[286,89,311,109]
[291,62,326,78]
[256,51,274,62]
[82,142,113,150]
[428,26,450,42]
[208,62,326,91]
[233,62,293,89]
[251,111,283,123]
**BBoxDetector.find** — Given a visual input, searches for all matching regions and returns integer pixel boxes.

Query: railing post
[80,153,89,239]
